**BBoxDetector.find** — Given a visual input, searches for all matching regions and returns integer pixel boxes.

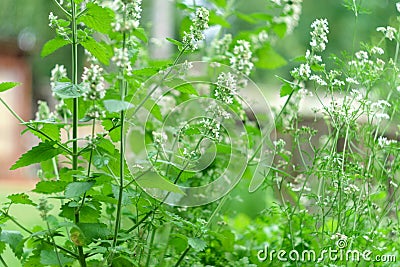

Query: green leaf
[143,98,163,121]
[255,44,287,69]
[11,141,63,170]
[65,181,95,198]
[188,237,207,252]
[164,79,198,95]
[103,99,134,113]
[32,123,61,142]
[81,37,112,65]
[166,37,183,47]
[136,172,185,194]
[235,12,257,24]
[77,223,111,243]
[209,10,230,28]
[272,23,287,38]
[78,3,113,34]
[280,83,293,97]
[132,67,159,76]
[7,193,36,206]
[33,181,68,194]
[111,256,135,267]
[41,36,70,58]
[40,250,75,266]
[52,82,86,99]
[132,28,148,43]
[0,230,24,259]
[210,0,227,8]
[0,82,21,92]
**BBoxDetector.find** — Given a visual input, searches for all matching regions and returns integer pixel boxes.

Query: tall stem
[70,1,86,266]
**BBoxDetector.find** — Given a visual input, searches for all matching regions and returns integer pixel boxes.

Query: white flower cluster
[230,40,254,76]
[48,12,69,39]
[214,72,237,105]
[110,0,142,32]
[112,47,133,76]
[377,136,397,148]
[50,64,68,88]
[310,18,329,52]
[200,118,221,141]
[152,131,168,148]
[370,99,391,121]
[213,34,232,55]
[273,0,303,34]
[183,7,210,51]
[376,26,397,41]
[81,64,106,101]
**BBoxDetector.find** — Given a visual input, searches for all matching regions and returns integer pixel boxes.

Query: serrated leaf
[81,37,112,65]
[103,99,134,113]
[0,230,24,259]
[78,3,113,34]
[136,172,185,194]
[52,82,86,99]
[164,79,198,95]
[33,123,61,142]
[65,181,95,198]
[40,250,75,266]
[0,82,21,92]
[7,193,36,206]
[188,237,207,252]
[41,36,70,58]
[280,83,293,97]
[33,180,68,194]
[11,141,63,170]
[255,44,287,69]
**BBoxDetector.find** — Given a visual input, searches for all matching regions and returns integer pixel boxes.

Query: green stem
[70,1,86,266]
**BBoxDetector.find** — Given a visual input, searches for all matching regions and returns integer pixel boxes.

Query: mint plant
[0,0,399,266]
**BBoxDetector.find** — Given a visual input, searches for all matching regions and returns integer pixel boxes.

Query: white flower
[215,72,237,105]
[50,64,68,88]
[48,12,58,28]
[310,75,327,86]
[81,64,106,101]
[377,26,397,41]
[111,47,133,76]
[310,18,329,52]
[371,46,384,55]
[396,2,400,13]
[377,136,397,148]
[213,34,232,55]
[230,40,254,76]
[183,7,210,51]
[273,0,303,34]
[345,77,359,85]
[111,0,142,32]
[299,63,311,79]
